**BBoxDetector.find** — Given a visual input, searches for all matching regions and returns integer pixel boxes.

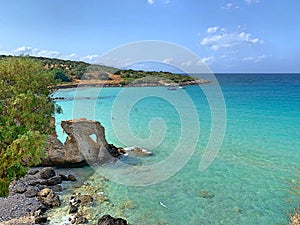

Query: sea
[49,74,300,225]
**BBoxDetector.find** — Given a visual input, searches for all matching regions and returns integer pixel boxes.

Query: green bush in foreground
[0,57,57,196]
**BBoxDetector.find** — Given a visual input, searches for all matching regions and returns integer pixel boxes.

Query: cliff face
[41,118,121,167]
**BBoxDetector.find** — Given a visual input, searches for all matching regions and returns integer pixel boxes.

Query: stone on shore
[37,188,61,208]
[98,214,128,225]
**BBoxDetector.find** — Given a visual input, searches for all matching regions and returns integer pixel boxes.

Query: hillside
[0,55,210,87]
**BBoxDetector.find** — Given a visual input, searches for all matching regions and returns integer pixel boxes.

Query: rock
[49,184,63,192]
[35,216,48,224]
[15,182,26,193]
[38,188,61,208]
[68,174,77,182]
[41,118,121,166]
[69,205,79,214]
[98,214,128,225]
[199,190,215,199]
[28,169,39,175]
[47,176,62,186]
[77,216,88,224]
[123,147,153,157]
[40,167,56,179]
[79,195,93,206]
[25,186,39,198]
[59,173,69,181]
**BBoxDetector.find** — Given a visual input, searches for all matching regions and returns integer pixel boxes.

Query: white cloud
[221,2,240,9]
[14,46,61,58]
[181,61,192,67]
[197,56,215,65]
[1,46,100,63]
[201,27,263,50]
[244,0,260,4]
[147,0,154,5]
[163,58,174,64]
[242,55,266,62]
[207,26,219,33]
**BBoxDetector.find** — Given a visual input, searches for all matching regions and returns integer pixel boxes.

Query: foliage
[52,69,72,82]
[0,57,57,196]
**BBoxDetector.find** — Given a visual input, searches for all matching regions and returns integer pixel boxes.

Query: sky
[0,0,299,73]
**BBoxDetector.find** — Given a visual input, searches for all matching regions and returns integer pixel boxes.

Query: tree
[53,69,72,82]
[0,57,58,196]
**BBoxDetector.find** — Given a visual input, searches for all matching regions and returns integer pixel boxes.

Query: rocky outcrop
[41,118,122,167]
[5,167,77,224]
[97,214,128,225]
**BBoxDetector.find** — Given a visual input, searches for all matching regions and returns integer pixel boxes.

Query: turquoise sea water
[51,74,300,225]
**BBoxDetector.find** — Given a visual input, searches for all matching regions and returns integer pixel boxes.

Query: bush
[0,57,57,196]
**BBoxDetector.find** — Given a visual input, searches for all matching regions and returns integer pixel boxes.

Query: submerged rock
[97,214,128,225]
[199,190,215,199]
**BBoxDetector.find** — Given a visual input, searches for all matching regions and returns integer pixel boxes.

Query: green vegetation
[0,55,204,86]
[0,57,59,196]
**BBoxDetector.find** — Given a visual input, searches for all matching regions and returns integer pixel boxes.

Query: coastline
[55,79,211,89]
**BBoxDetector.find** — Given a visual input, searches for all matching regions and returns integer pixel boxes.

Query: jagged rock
[98,214,128,225]
[47,176,62,186]
[38,188,61,208]
[41,118,121,166]
[40,167,56,179]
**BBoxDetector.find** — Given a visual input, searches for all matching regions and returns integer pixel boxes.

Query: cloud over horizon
[0,46,100,64]
[201,27,263,50]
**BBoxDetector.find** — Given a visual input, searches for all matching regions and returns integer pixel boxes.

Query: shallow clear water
[51,74,300,225]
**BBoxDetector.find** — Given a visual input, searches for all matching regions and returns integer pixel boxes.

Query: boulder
[38,188,61,208]
[41,118,121,167]
[40,167,56,179]
[98,214,128,225]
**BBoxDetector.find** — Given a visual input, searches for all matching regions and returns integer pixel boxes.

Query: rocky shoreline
[0,166,129,225]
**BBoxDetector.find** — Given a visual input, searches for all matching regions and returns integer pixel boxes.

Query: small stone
[38,188,61,208]
[28,169,39,175]
[69,205,78,214]
[28,179,41,186]
[25,186,39,198]
[40,167,56,179]
[49,184,63,192]
[35,216,48,224]
[47,176,62,186]
[199,190,215,199]
[79,195,93,206]
[77,216,88,224]
[59,174,69,181]
[15,182,26,193]
[68,174,77,182]
[98,214,128,225]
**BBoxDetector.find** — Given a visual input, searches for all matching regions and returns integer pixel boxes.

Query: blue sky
[0,0,299,73]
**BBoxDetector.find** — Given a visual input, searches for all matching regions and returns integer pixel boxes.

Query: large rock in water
[41,118,121,167]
